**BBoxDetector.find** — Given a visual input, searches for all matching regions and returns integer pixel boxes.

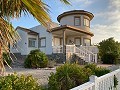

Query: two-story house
[11,10,98,63]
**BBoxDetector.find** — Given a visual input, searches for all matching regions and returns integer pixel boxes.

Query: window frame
[74,37,81,47]
[28,38,36,47]
[84,38,91,46]
[83,18,90,27]
[12,43,17,49]
[74,16,81,26]
[39,37,46,47]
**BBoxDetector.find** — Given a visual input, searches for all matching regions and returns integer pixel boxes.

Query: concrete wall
[30,25,53,54]
[10,29,28,55]
[60,14,90,31]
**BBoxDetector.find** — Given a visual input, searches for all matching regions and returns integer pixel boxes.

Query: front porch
[51,25,98,63]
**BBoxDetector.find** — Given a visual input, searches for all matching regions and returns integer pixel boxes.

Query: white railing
[52,45,63,53]
[80,46,99,54]
[71,68,120,90]
[66,45,97,63]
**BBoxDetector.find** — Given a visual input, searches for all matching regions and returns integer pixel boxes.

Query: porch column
[63,30,66,54]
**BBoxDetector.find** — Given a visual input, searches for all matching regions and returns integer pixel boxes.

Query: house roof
[51,25,94,36]
[16,26,39,35]
[57,10,94,22]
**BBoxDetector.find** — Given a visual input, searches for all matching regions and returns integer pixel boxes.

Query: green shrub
[94,67,110,77]
[84,63,97,73]
[48,63,111,90]
[0,73,41,90]
[3,52,12,66]
[101,53,117,64]
[84,64,110,77]
[48,63,93,90]
[24,49,48,68]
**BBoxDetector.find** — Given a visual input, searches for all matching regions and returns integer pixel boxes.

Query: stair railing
[66,45,96,63]
[79,46,97,63]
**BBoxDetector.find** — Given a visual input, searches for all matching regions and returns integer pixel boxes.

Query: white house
[11,10,98,63]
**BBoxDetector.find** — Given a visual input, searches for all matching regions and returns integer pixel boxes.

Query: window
[75,38,81,47]
[28,38,36,47]
[74,17,81,26]
[39,37,46,47]
[84,39,91,46]
[84,18,90,27]
[12,43,17,49]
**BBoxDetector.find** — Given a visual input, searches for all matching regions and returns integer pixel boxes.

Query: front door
[75,38,81,47]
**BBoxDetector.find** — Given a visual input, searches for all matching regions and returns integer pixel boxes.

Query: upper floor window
[84,18,90,27]
[39,37,46,47]
[74,17,81,26]
[28,38,36,47]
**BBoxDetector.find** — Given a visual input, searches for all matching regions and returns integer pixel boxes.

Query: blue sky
[12,0,120,44]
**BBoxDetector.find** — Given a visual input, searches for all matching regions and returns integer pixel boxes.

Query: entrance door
[75,38,81,47]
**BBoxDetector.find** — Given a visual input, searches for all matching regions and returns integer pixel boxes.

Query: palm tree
[0,0,70,75]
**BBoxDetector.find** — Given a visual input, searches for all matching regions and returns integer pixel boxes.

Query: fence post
[89,75,98,90]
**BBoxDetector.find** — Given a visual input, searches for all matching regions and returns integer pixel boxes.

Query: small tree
[24,49,48,68]
[98,37,120,64]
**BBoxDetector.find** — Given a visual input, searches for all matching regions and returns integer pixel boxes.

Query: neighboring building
[11,10,98,63]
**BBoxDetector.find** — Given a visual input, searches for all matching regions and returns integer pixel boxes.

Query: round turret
[57,10,94,31]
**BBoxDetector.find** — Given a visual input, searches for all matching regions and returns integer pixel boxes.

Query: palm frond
[0,0,51,27]
[0,18,20,52]
[0,0,70,27]
[60,0,71,4]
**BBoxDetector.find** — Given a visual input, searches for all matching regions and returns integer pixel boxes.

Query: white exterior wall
[10,29,28,55]
[60,15,90,31]
[30,25,53,54]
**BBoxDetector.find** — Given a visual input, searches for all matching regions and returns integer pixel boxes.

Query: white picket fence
[70,67,120,90]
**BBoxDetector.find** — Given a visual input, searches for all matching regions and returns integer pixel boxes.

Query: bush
[0,73,41,90]
[3,52,12,66]
[48,63,93,90]
[101,53,117,64]
[95,67,110,77]
[24,49,48,68]
[84,64,110,77]
[48,63,111,90]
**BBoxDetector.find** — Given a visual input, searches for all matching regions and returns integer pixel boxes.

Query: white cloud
[109,0,120,9]
[71,0,94,7]
[91,23,120,44]
[91,0,120,43]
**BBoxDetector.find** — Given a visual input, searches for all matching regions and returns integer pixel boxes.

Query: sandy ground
[5,67,56,86]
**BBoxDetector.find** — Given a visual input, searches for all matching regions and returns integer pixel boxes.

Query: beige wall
[60,14,90,31]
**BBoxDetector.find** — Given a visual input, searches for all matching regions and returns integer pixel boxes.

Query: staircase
[66,45,98,64]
